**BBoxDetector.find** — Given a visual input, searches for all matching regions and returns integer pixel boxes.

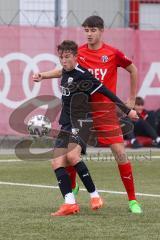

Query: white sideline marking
[0,181,160,198]
[0,160,22,163]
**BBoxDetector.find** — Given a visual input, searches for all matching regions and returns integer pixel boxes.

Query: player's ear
[100,28,104,33]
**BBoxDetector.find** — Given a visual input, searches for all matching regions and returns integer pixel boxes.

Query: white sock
[90,190,99,198]
[156,137,160,143]
[64,192,76,204]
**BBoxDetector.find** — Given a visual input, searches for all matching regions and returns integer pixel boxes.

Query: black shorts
[54,122,91,154]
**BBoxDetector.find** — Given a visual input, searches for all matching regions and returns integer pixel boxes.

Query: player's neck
[64,63,77,72]
[88,41,103,50]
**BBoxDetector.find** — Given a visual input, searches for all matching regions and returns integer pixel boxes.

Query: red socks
[118,162,136,201]
[65,166,76,189]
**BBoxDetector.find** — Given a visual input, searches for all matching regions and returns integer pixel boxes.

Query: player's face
[83,27,103,45]
[134,104,144,114]
[58,51,77,71]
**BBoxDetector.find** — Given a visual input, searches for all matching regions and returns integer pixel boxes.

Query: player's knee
[66,152,80,165]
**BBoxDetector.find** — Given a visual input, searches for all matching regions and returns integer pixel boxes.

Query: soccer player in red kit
[33,16,142,214]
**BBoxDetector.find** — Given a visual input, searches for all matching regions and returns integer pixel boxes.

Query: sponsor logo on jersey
[88,68,107,82]
[61,86,70,96]
[101,55,109,62]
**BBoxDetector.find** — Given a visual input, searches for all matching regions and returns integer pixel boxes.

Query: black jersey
[59,64,130,125]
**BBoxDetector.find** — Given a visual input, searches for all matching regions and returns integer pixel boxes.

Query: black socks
[74,161,96,193]
[54,167,72,198]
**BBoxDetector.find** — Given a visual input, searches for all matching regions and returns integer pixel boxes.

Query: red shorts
[95,125,124,145]
[91,101,124,146]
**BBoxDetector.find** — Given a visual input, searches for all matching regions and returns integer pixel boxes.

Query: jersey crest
[101,55,109,63]
[68,77,74,84]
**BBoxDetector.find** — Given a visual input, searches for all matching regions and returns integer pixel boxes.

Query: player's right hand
[32,73,43,82]
[128,109,139,121]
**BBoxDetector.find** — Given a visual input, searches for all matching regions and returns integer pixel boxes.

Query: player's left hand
[128,109,139,121]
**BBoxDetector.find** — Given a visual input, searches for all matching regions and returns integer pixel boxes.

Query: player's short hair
[57,40,78,55]
[135,97,144,106]
[82,15,104,29]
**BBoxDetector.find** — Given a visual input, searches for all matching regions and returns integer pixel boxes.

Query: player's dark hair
[57,40,78,55]
[135,97,144,106]
[82,15,104,29]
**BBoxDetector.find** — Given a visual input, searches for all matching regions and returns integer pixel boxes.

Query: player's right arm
[33,68,62,82]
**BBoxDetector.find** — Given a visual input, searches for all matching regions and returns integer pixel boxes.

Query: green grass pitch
[0,152,160,240]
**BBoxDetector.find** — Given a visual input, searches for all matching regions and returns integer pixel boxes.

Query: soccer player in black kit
[45,40,138,216]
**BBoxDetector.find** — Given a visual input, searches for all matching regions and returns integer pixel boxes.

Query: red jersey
[78,43,132,102]
[139,110,148,120]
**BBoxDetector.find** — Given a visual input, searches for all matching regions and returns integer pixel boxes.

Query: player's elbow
[126,63,137,75]
[132,64,137,74]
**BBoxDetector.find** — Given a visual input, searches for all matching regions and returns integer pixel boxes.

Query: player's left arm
[93,84,138,120]
[125,63,138,108]
[84,71,138,120]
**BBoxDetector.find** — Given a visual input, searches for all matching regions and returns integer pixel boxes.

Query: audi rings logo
[0,52,61,109]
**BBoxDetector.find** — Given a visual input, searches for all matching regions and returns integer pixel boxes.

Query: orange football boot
[90,197,104,210]
[51,203,80,216]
